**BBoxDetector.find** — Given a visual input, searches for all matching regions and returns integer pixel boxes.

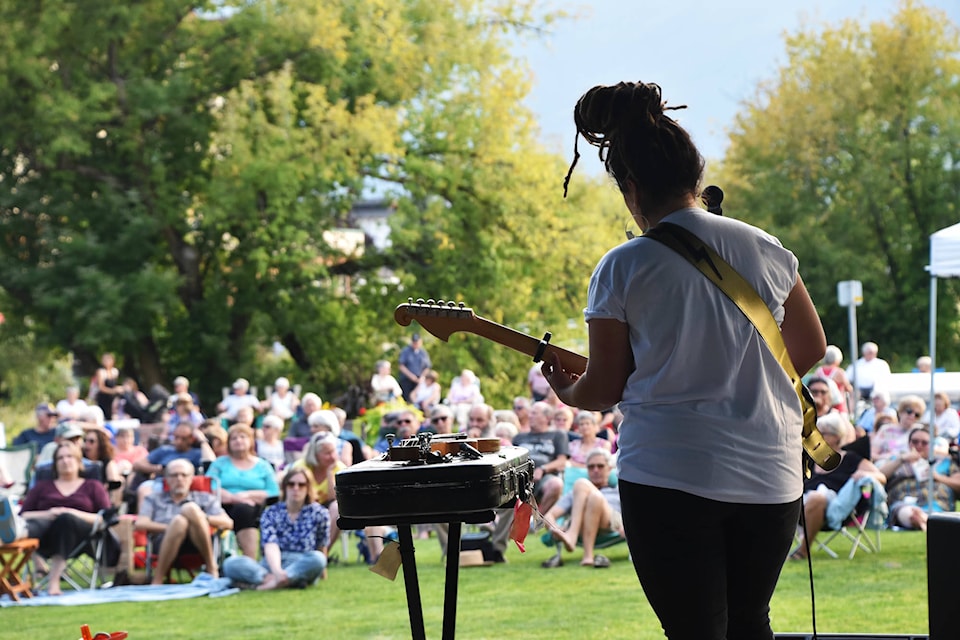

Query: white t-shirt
[845,357,892,393]
[56,398,88,420]
[585,208,802,504]
[928,407,960,441]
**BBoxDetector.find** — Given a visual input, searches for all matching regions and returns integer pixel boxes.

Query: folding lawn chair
[815,476,886,559]
[0,443,36,502]
[31,461,123,591]
[134,475,231,583]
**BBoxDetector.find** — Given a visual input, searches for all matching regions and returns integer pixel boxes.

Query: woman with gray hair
[792,414,885,559]
[370,360,403,404]
[308,409,353,467]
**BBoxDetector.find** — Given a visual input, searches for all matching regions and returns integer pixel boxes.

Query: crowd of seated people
[790,343,960,556]
[6,339,959,598]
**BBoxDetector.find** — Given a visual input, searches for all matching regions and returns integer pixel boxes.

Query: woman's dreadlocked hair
[562,81,704,206]
[701,185,723,216]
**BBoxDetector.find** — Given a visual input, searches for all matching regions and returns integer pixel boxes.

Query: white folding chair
[0,444,36,502]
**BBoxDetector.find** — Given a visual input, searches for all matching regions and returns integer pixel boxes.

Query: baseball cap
[55,422,84,440]
[36,402,58,415]
[232,378,249,390]
[412,332,421,341]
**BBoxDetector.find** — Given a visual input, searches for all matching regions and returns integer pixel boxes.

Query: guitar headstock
[394,298,478,341]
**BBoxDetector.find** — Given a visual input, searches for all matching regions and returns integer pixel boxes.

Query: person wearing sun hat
[35,421,85,465]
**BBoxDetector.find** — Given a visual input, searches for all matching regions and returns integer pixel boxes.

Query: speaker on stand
[927,512,960,640]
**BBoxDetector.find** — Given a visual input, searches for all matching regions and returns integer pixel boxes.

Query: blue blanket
[0,572,238,607]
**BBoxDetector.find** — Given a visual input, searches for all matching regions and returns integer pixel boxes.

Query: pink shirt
[114,445,149,465]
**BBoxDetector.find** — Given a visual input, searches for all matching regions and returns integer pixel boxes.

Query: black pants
[619,481,800,640]
[28,513,119,566]
[224,502,263,531]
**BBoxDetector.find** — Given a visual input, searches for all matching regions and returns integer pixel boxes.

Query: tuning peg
[416,298,425,304]
[408,297,413,304]
[427,298,435,305]
[437,299,446,306]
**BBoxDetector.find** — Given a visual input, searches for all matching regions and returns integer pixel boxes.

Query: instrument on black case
[335,433,533,640]
[336,438,533,522]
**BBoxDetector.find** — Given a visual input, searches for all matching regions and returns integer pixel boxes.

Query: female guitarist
[542,81,827,640]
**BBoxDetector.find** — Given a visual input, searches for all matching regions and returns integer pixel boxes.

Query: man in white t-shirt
[217,378,260,421]
[55,386,88,420]
[845,342,892,401]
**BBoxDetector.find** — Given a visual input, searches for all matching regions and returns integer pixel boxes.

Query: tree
[717,1,960,369]
[0,0,623,409]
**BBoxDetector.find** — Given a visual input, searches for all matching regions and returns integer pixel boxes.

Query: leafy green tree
[0,0,623,410]
[717,1,960,369]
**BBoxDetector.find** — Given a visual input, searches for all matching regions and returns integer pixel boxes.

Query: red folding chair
[133,475,230,583]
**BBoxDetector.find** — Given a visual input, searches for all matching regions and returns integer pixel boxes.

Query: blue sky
[516,0,960,169]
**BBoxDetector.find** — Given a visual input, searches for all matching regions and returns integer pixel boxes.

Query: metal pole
[848,301,859,413]
[928,276,938,514]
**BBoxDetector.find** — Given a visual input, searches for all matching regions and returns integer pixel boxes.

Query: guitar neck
[395,302,588,375]
[453,316,588,375]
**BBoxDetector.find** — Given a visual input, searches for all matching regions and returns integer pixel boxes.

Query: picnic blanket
[0,572,238,607]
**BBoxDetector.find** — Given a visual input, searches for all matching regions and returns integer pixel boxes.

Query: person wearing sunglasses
[427,405,455,435]
[877,427,960,531]
[873,395,926,463]
[542,449,623,568]
[806,376,839,419]
[223,467,329,589]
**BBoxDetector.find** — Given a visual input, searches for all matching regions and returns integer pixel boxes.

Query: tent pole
[928,275,937,514]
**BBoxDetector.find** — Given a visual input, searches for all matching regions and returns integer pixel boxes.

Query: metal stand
[339,510,495,640]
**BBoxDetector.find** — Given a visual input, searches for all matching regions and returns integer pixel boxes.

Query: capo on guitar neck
[532,332,552,363]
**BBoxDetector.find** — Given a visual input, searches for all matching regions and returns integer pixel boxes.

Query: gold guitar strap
[644,222,841,474]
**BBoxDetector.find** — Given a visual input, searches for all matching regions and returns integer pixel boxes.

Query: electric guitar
[394,299,586,374]
[395,297,840,474]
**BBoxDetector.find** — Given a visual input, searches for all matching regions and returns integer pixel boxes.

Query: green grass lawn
[4,530,930,639]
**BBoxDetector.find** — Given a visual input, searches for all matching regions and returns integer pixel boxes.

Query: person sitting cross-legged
[543,448,623,568]
[223,466,329,590]
[135,459,234,584]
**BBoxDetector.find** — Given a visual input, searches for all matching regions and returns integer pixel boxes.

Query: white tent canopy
[926,220,960,511]
[930,221,960,277]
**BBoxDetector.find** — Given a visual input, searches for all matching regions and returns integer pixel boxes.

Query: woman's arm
[877,455,907,480]
[780,275,827,375]
[262,541,285,577]
[544,318,633,411]
[854,458,886,485]
[320,467,337,503]
[934,468,960,494]
[340,441,353,467]
[21,510,56,521]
